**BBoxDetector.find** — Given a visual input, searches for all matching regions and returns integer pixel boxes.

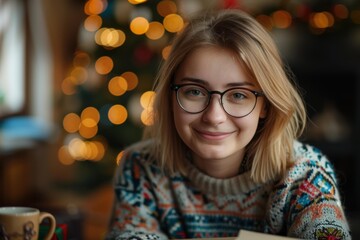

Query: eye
[226,89,250,103]
[181,85,207,98]
[232,92,246,100]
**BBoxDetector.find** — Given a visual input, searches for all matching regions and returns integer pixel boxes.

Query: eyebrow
[179,77,255,88]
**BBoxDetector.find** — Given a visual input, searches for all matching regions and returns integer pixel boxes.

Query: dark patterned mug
[0,207,56,240]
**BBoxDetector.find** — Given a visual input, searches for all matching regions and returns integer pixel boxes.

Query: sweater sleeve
[266,143,352,239]
[106,150,168,240]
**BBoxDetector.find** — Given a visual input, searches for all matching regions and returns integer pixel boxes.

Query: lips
[194,129,234,141]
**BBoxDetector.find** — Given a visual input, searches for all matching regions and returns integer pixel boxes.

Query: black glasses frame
[171,83,264,118]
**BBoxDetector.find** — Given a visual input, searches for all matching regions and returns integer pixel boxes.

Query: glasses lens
[175,85,259,117]
[222,88,257,117]
[177,85,208,113]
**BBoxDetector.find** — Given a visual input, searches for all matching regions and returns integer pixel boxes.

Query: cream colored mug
[0,206,56,240]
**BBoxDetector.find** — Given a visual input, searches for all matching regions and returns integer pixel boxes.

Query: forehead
[175,46,257,88]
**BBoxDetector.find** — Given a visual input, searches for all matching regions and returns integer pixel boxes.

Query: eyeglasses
[171,83,264,118]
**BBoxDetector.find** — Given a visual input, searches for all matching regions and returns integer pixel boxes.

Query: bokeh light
[58,146,75,165]
[130,17,149,35]
[63,113,81,133]
[161,45,172,60]
[61,77,77,95]
[95,56,113,74]
[141,108,154,126]
[140,91,155,109]
[146,21,165,40]
[140,91,155,126]
[272,10,292,29]
[108,104,128,125]
[71,67,88,84]
[84,15,103,32]
[333,4,349,19]
[79,124,98,139]
[68,138,87,160]
[310,11,335,29]
[157,0,177,17]
[121,71,139,90]
[163,14,184,33]
[84,0,106,15]
[95,28,126,48]
[128,0,147,5]
[108,76,128,96]
[81,107,100,127]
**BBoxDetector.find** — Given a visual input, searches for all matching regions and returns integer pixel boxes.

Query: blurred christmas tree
[58,0,183,190]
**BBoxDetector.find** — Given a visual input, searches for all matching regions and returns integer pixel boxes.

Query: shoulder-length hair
[144,9,306,183]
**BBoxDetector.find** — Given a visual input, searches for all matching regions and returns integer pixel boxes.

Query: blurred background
[1,0,360,239]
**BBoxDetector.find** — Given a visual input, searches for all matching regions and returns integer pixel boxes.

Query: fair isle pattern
[107,140,351,240]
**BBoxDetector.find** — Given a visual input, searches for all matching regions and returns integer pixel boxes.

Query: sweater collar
[185,161,264,195]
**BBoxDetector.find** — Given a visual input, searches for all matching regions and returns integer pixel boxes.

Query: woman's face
[172,46,266,177]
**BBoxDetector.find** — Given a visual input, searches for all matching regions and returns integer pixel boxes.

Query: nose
[201,95,227,124]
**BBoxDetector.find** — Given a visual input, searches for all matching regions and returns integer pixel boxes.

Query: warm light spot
[146,21,165,40]
[79,124,98,139]
[351,10,360,24]
[95,56,113,74]
[61,78,76,95]
[272,10,292,29]
[108,76,128,96]
[101,28,116,46]
[84,15,103,32]
[121,71,138,90]
[140,91,155,109]
[256,14,273,31]
[63,113,81,133]
[333,4,349,19]
[108,105,128,125]
[128,0,147,4]
[65,76,77,85]
[116,151,124,165]
[113,30,126,47]
[141,109,154,126]
[157,0,177,17]
[130,17,149,35]
[71,67,88,84]
[82,118,97,128]
[83,141,96,160]
[93,141,105,161]
[163,14,184,33]
[81,106,100,126]
[73,52,91,67]
[84,0,105,15]
[68,138,87,160]
[310,12,334,29]
[161,45,172,60]
[97,28,126,48]
[58,146,75,165]
[95,28,106,45]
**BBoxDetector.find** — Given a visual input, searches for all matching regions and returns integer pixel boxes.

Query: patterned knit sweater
[106,140,351,240]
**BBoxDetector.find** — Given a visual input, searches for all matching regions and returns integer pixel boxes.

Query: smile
[194,129,234,141]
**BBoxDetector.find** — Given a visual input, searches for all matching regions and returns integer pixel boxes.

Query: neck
[192,152,245,179]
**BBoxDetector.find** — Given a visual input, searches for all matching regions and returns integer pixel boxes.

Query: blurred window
[0,0,26,117]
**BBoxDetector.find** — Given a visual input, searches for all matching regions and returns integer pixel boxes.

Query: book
[236,230,300,240]
[173,230,301,240]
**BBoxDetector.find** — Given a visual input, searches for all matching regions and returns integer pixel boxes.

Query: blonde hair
[144,9,306,183]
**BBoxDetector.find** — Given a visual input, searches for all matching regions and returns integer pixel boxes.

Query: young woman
[106,9,351,240]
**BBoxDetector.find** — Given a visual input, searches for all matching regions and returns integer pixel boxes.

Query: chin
[195,149,231,160]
